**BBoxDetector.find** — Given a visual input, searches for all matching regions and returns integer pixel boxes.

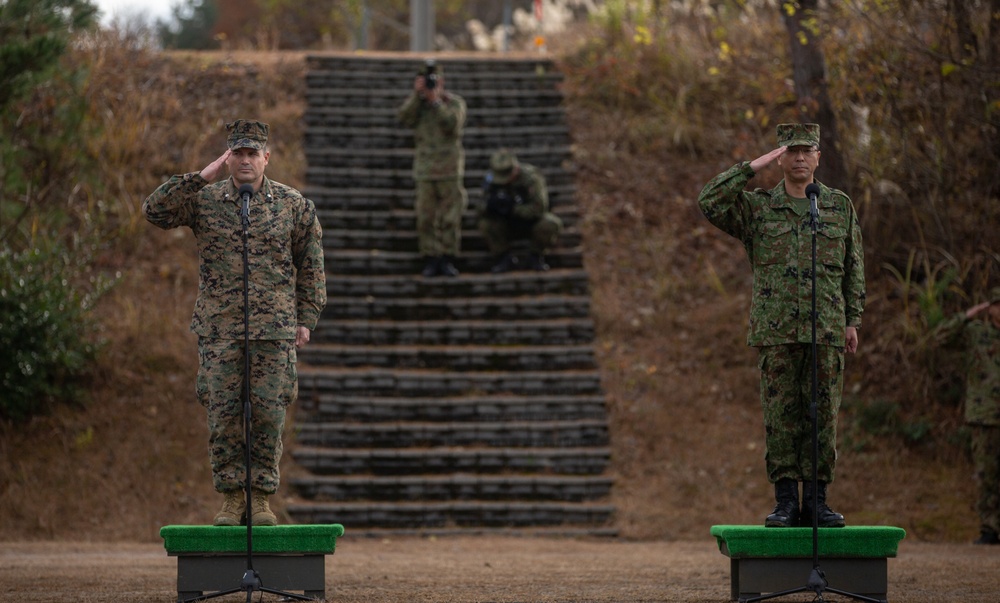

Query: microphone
[805,182,820,224]
[238,183,254,226]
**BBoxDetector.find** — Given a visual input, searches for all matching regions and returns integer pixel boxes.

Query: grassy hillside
[1,8,994,542]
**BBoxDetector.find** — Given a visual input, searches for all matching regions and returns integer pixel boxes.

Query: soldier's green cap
[490,149,519,184]
[226,119,269,151]
[776,123,820,148]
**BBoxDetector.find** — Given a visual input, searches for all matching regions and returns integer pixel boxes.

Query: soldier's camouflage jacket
[698,161,865,347]
[936,313,1000,426]
[143,173,327,340]
[397,92,466,181]
[483,162,549,221]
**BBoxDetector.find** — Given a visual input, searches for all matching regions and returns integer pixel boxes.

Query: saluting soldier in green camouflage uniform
[143,119,326,527]
[698,123,865,528]
[398,59,468,278]
[480,149,563,273]
[936,288,1000,544]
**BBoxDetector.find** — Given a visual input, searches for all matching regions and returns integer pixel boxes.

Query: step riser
[322,302,591,321]
[297,398,608,423]
[285,506,613,528]
[304,167,576,189]
[323,231,582,253]
[326,274,591,297]
[290,453,611,476]
[311,325,594,346]
[324,253,584,275]
[298,349,596,371]
[317,210,581,231]
[295,427,610,449]
[290,481,612,502]
[298,373,603,397]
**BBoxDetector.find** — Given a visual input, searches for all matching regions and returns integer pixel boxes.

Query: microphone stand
[183,185,313,603]
[740,185,884,603]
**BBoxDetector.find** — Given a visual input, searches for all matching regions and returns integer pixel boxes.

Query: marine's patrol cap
[776,123,820,148]
[226,119,269,151]
[490,149,519,184]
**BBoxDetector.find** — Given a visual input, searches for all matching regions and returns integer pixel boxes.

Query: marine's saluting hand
[199,149,232,181]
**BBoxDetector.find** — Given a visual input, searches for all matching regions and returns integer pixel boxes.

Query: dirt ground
[1,536,998,603]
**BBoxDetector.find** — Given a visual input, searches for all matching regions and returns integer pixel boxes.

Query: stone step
[304,151,575,185]
[295,419,609,449]
[284,500,615,529]
[324,270,591,298]
[307,183,578,211]
[289,474,613,502]
[297,367,604,398]
[305,54,559,75]
[323,248,583,275]
[304,66,563,91]
[305,86,564,110]
[290,445,612,475]
[312,317,594,346]
[322,227,582,254]
[295,393,608,423]
[305,105,566,129]
[297,343,596,371]
[305,124,569,150]
[321,294,590,321]
[316,205,581,230]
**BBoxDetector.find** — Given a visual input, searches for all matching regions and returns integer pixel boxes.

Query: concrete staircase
[289,54,615,536]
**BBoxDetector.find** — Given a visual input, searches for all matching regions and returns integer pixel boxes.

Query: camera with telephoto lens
[423,60,438,90]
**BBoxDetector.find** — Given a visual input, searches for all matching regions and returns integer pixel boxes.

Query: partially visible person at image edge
[697,123,866,529]
[142,119,327,527]
[935,287,1000,545]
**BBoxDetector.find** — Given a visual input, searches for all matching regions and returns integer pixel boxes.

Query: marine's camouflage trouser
[758,343,844,484]
[415,178,467,257]
[197,337,297,495]
[478,212,563,255]
[971,424,1000,533]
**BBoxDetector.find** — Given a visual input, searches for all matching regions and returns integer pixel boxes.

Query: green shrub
[0,245,113,422]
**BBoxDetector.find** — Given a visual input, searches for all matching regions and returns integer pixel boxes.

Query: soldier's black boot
[438,255,460,277]
[421,256,441,277]
[525,252,550,271]
[490,251,517,273]
[765,478,800,527]
[974,527,1000,545]
[800,480,846,527]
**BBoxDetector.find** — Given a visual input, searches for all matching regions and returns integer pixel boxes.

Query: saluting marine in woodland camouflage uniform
[698,123,865,528]
[398,59,468,277]
[480,149,563,273]
[935,288,1000,545]
[143,119,326,527]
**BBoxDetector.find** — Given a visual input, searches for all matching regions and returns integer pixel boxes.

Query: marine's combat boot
[251,490,277,526]
[764,478,800,527]
[421,256,441,277]
[800,480,846,527]
[525,253,550,271]
[490,251,517,273]
[213,490,246,527]
[438,255,460,277]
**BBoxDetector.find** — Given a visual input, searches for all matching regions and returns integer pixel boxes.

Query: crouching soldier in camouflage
[480,149,563,273]
[143,119,326,526]
[698,123,865,528]
[935,288,1000,544]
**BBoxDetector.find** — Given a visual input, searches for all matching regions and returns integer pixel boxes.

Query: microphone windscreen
[805,183,821,198]
[238,183,255,197]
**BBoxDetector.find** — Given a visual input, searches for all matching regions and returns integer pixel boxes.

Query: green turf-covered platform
[160,524,345,602]
[711,525,905,602]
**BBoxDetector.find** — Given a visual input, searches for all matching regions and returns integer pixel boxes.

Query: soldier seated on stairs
[480,149,563,273]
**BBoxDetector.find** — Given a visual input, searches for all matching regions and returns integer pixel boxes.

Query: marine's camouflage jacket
[936,312,1000,426]
[698,161,865,347]
[397,92,466,181]
[143,173,327,340]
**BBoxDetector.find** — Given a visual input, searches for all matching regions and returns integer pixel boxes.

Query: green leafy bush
[0,246,113,422]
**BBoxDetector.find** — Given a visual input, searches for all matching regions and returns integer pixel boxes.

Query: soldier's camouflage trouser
[478,212,563,255]
[971,424,1000,533]
[415,178,467,257]
[758,343,844,484]
[197,337,297,495]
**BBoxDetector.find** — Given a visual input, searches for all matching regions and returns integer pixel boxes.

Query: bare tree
[781,0,848,191]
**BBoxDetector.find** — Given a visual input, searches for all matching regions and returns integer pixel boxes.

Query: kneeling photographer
[479,149,563,273]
